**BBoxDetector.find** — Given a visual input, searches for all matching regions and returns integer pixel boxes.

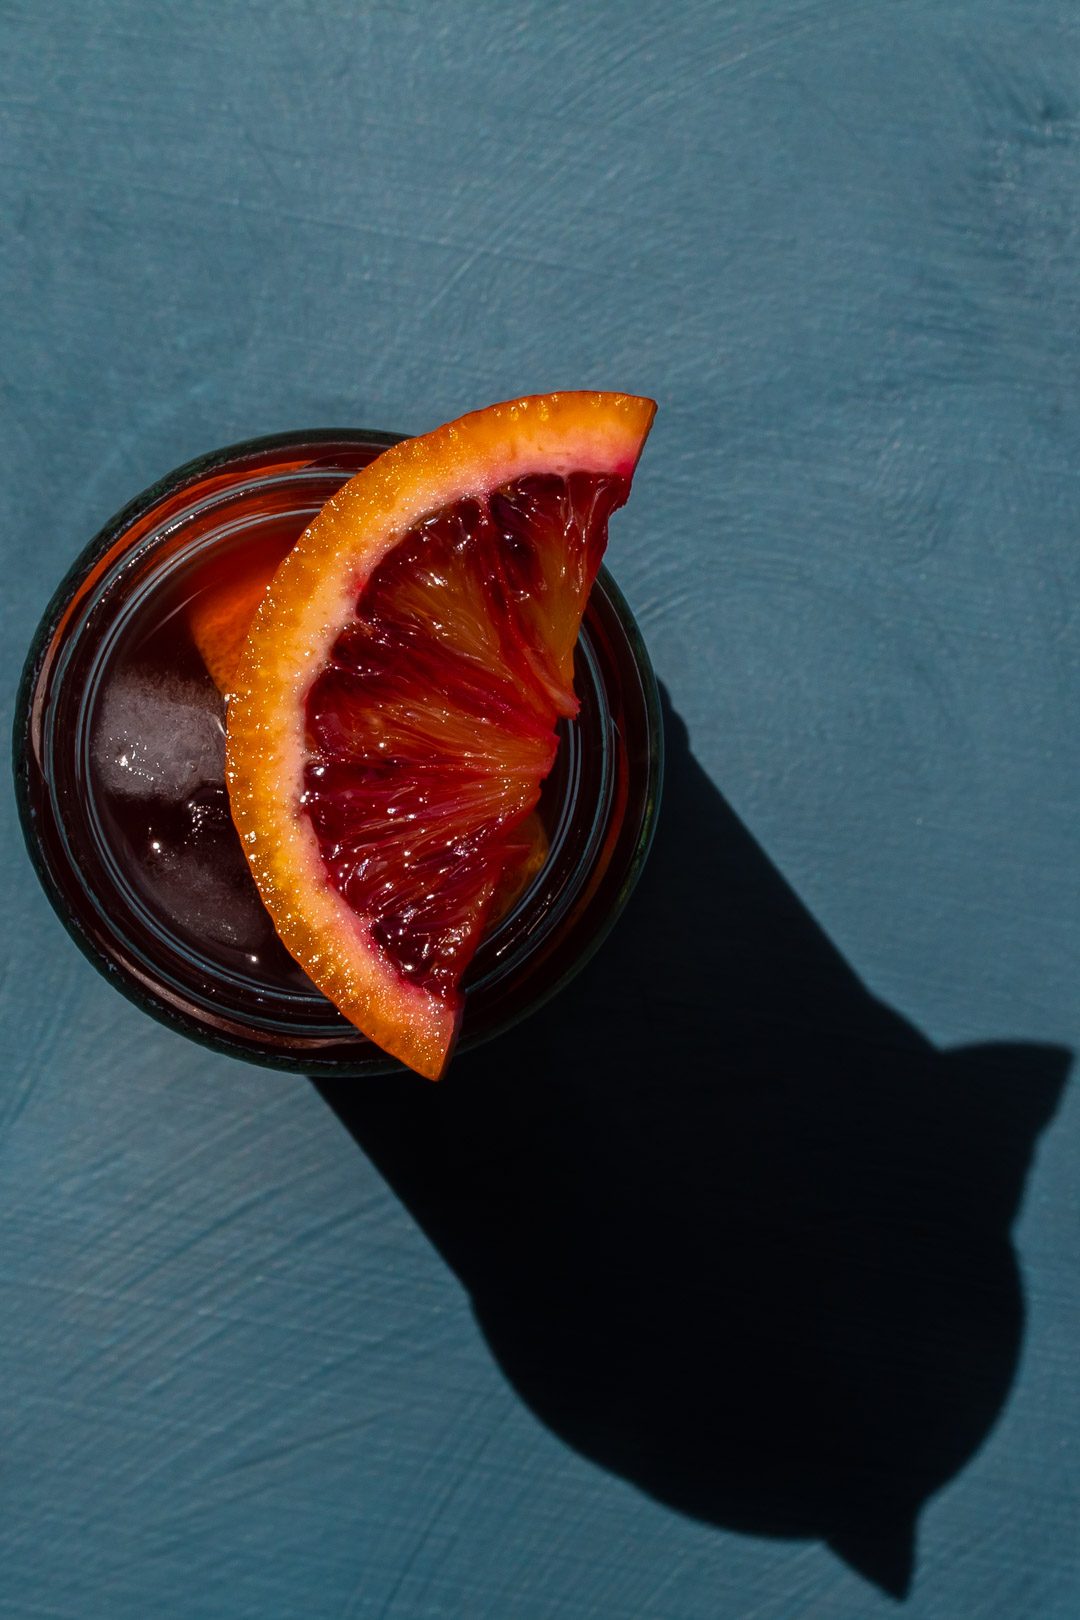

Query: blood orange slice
[225,392,655,1078]
[189,553,282,697]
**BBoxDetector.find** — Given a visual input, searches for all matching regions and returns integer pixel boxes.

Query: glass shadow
[314,693,1068,1598]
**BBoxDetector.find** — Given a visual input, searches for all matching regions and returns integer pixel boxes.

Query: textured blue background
[3,2,1079,1615]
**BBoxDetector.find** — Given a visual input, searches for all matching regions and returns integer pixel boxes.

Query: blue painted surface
[2,2,1079,1615]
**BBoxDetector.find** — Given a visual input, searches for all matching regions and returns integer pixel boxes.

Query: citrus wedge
[225,391,655,1078]
[189,553,283,697]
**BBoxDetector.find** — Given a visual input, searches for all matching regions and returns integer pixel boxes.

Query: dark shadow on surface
[314,695,1069,1598]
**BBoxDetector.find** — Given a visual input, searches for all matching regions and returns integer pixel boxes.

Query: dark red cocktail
[15,431,662,1073]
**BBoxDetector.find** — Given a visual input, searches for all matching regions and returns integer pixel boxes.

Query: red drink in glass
[15,431,662,1074]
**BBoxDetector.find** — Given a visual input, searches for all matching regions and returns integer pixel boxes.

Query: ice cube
[93,670,225,801]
